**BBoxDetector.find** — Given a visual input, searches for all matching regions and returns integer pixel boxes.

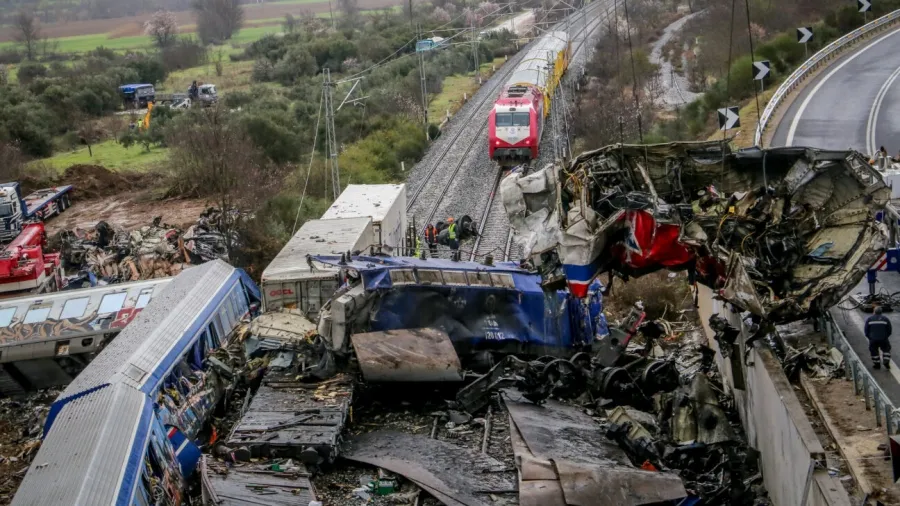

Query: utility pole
[328,0,335,30]
[472,22,481,83]
[323,68,341,199]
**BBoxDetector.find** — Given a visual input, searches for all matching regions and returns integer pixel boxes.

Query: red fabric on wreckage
[609,210,694,271]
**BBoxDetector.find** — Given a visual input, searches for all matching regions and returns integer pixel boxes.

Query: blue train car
[314,255,608,356]
[12,260,260,506]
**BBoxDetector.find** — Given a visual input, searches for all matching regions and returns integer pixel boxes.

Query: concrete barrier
[696,285,851,506]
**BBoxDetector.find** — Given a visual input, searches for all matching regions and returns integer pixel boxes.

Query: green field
[161,58,257,93]
[38,139,168,172]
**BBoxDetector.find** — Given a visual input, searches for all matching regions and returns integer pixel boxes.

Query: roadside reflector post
[401,161,406,172]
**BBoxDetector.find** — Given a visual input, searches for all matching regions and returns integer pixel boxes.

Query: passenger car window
[60,297,90,319]
[23,307,51,324]
[0,308,16,327]
[136,289,153,309]
[98,292,128,314]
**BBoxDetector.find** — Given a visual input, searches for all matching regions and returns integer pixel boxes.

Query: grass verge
[35,139,168,172]
[705,87,777,149]
[428,56,506,123]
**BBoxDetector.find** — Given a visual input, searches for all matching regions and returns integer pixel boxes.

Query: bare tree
[13,10,41,60]
[0,142,26,182]
[145,10,180,49]
[192,0,244,44]
[337,0,359,23]
[283,13,298,33]
[167,107,276,260]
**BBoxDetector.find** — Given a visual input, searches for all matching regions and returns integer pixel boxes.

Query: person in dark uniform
[865,306,893,369]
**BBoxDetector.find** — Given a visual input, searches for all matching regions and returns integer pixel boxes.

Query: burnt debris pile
[50,207,239,285]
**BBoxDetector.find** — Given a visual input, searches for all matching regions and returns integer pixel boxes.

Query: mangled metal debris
[352,328,464,383]
[502,142,891,323]
[343,430,517,506]
[199,455,318,506]
[51,208,238,284]
[505,394,687,506]
[225,373,353,467]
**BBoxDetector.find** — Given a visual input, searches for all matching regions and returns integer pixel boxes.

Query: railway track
[469,170,515,262]
[406,0,608,230]
[469,1,615,263]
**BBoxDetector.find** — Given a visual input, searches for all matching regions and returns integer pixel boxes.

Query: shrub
[16,61,47,84]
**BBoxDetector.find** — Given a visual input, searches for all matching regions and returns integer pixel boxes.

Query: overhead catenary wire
[621,0,643,143]
[721,0,737,173]
[744,0,762,134]
[339,1,521,84]
[292,89,325,236]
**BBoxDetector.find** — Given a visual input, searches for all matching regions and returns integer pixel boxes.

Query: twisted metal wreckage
[218,144,891,505]
[501,141,891,323]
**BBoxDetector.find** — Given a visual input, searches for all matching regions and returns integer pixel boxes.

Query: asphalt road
[769,25,900,403]
[769,26,900,156]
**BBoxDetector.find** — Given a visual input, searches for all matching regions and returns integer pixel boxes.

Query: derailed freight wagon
[321,184,407,255]
[261,217,373,317]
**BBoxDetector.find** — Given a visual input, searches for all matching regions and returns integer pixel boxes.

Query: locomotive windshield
[495,112,530,127]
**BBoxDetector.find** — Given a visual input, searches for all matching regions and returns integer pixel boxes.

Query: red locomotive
[489,32,570,167]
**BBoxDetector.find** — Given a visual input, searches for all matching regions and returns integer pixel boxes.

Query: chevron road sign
[753,60,770,80]
[717,107,740,131]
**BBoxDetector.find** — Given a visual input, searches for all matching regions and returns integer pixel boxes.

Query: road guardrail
[755,10,900,146]
[822,311,900,436]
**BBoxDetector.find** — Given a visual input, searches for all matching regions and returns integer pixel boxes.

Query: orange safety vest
[424,226,437,244]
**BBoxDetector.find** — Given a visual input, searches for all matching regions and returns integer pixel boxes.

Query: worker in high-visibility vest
[415,236,423,258]
[447,217,459,252]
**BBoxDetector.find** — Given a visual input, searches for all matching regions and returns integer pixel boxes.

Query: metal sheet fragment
[342,430,516,506]
[504,394,687,506]
[351,328,463,382]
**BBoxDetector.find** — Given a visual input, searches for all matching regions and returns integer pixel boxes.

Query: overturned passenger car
[502,142,891,322]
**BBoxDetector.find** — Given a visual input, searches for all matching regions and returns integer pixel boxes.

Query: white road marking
[785,27,900,147]
[866,64,900,157]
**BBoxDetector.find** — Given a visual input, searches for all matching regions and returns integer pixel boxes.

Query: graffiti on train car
[0,306,145,344]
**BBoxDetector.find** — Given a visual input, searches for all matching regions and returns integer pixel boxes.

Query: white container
[261,217,373,316]
[321,184,407,255]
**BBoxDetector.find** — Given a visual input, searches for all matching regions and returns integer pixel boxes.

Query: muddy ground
[37,164,211,234]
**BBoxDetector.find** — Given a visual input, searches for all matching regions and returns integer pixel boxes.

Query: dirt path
[806,375,900,504]
[648,10,704,109]
[45,193,210,234]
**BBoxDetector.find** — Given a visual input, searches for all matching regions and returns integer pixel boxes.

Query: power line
[744,0,761,136]
[292,89,325,236]
[621,0,643,143]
